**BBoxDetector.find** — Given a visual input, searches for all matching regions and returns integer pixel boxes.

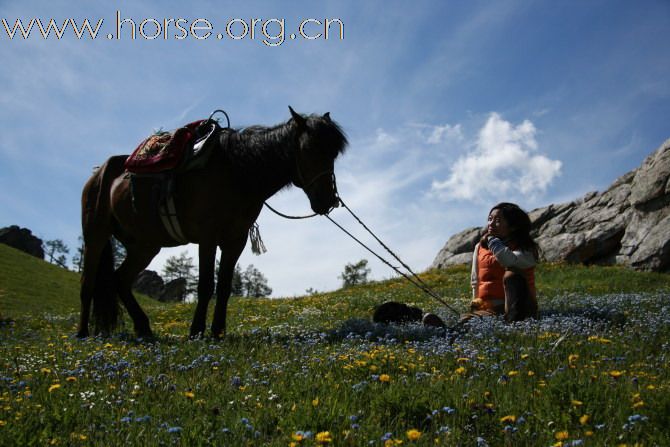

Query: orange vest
[476,244,536,302]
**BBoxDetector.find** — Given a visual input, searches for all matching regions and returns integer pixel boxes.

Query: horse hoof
[76,330,89,339]
[137,333,155,342]
[210,331,225,340]
[136,328,154,340]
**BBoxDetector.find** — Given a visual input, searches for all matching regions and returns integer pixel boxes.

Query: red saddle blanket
[125,120,205,174]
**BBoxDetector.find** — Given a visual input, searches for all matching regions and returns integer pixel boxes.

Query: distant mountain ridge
[432,137,670,272]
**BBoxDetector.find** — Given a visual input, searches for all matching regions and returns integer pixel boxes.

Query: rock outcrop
[160,278,187,302]
[133,270,187,302]
[0,225,44,259]
[133,270,165,300]
[432,138,670,272]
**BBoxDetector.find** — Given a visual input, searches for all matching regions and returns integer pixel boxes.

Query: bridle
[292,132,340,215]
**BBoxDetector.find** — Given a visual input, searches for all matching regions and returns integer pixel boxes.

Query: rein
[264,191,461,317]
[326,199,461,317]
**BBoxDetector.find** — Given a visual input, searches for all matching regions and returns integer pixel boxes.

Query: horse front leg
[211,234,247,338]
[190,243,217,338]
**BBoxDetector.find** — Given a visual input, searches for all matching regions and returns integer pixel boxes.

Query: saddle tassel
[249,222,267,255]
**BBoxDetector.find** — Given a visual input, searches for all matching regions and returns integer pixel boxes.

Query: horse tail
[92,239,120,334]
[81,156,126,335]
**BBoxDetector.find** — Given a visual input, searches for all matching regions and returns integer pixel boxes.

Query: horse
[78,106,348,339]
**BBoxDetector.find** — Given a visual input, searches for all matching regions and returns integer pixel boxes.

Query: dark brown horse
[78,107,348,338]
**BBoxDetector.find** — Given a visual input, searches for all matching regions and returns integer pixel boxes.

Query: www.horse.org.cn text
[1,11,345,46]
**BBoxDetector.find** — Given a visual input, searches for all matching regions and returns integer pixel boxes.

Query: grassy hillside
[2,243,670,446]
[0,243,82,316]
[0,243,161,319]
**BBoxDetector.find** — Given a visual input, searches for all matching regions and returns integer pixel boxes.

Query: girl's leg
[503,270,535,321]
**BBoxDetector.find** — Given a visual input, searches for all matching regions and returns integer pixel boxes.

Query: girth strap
[159,193,188,244]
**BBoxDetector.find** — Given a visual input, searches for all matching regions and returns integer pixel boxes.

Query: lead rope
[264,197,461,316]
[324,201,461,317]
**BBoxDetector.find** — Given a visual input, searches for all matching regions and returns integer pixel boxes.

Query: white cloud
[426,124,464,145]
[374,128,398,148]
[431,112,562,201]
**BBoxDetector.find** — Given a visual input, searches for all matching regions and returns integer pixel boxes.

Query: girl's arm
[487,237,536,269]
[471,243,479,298]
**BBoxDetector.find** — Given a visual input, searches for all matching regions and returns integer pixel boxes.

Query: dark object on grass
[422,312,446,328]
[373,301,423,324]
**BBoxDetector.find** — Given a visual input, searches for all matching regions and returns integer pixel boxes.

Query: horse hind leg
[78,237,109,338]
[115,245,160,339]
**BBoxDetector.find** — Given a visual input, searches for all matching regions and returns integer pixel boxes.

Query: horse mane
[218,114,348,187]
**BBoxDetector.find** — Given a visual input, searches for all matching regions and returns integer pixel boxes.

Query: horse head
[289,106,348,215]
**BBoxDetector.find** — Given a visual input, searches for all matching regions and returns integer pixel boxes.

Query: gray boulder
[0,225,44,259]
[160,278,187,302]
[133,270,164,300]
[432,137,670,272]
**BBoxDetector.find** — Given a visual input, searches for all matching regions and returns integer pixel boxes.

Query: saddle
[124,115,229,244]
[124,119,221,174]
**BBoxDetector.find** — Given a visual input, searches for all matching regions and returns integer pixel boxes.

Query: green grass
[1,243,670,446]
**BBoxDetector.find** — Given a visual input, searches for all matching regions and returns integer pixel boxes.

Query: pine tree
[44,239,70,269]
[162,251,198,300]
[111,237,126,269]
[241,264,272,298]
[72,236,84,272]
[231,264,244,296]
[339,259,371,288]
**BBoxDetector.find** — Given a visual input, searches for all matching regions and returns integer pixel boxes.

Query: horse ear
[323,112,331,121]
[288,106,306,128]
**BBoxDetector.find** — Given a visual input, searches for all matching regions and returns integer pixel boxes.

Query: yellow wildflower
[508,370,519,377]
[579,414,590,425]
[571,399,583,407]
[406,429,422,441]
[183,391,195,399]
[66,377,77,383]
[588,335,612,344]
[454,367,466,375]
[379,374,391,383]
[608,370,624,378]
[554,431,569,441]
[315,431,332,443]
[48,384,61,393]
[521,353,530,360]
[500,415,516,424]
[292,432,305,441]
[312,398,319,407]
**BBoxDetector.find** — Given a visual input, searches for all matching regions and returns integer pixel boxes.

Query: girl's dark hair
[486,202,539,259]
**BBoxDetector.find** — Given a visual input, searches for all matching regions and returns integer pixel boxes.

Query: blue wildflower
[442,406,456,414]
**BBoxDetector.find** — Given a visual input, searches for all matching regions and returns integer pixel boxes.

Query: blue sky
[1,0,668,297]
